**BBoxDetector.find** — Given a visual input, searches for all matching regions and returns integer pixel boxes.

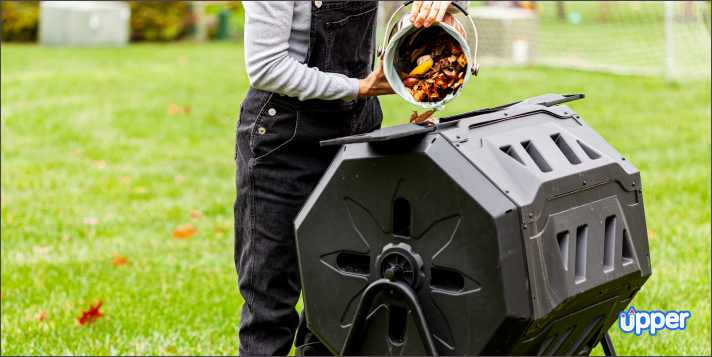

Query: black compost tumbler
[294,94,651,356]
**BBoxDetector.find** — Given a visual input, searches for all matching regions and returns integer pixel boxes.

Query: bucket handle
[377,1,479,76]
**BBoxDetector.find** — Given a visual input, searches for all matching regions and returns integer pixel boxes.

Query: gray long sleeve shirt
[243,1,469,102]
[244,1,360,101]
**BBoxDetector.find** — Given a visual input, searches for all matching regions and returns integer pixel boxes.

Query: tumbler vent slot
[389,306,408,346]
[521,141,553,172]
[537,334,557,355]
[564,315,603,356]
[336,252,370,275]
[622,229,633,266]
[393,198,411,238]
[577,140,602,160]
[557,231,570,270]
[500,145,526,166]
[603,216,616,272]
[547,326,575,356]
[575,226,588,283]
[584,326,604,355]
[430,267,465,292]
[551,134,582,165]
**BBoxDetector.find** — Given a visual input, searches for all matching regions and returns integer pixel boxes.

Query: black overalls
[234,2,383,355]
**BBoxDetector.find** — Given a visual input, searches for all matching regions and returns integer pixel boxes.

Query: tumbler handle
[377,1,479,76]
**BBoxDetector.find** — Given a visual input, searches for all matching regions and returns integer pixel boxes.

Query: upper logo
[619,307,691,336]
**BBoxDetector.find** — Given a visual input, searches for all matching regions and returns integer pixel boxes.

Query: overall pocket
[325,6,377,78]
[250,99,300,161]
[349,97,383,136]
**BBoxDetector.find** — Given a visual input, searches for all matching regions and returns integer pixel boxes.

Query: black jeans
[235,2,380,354]
[234,89,382,355]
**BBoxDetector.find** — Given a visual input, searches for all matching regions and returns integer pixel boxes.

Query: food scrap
[409,109,438,124]
[398,27,467,103]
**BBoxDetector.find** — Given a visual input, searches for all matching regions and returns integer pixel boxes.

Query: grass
[447,1,712,80]
[1,42,710,355]
[534,1,711,79]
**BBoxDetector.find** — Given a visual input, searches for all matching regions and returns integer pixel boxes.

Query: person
[235,1,467,355]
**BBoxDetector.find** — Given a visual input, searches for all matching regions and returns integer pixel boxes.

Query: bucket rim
[383,17,473,110]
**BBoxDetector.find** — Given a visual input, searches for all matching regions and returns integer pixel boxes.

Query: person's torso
[236,1,383,161]
[304,1,378,80]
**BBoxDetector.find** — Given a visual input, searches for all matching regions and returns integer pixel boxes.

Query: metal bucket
[378,1,480,110]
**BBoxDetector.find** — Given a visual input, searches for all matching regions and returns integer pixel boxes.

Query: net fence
[377,1,711,82]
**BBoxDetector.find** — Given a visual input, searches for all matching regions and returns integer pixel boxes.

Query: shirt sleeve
[243,2,360,102]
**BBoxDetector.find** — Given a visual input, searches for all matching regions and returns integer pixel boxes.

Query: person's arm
[357,60,393,98]
[243,2,391,101]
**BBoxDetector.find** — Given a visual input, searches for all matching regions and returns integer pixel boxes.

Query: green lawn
[450,1,712,80]
[1,42,710,356]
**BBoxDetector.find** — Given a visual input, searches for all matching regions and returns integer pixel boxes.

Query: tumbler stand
[601,331,617,356]
[339,278,618,357]
[340,278,438,356]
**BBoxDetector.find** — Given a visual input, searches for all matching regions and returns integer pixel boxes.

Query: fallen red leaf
[172,224,197,239]
[167,103,191,115]
[34,246,53,254]
[647,229,657,239]
[77,301,105,326]
[167,103,180,115]
[35,311,49,321]
[111,253,130,266]
[214,225,227,239]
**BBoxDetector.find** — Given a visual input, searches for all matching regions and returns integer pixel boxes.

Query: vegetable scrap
[398,27,467,103]
[409,109,437,124]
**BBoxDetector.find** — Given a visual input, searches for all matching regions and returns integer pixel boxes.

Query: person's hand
[358,60,395,98]
[410,1,452,28]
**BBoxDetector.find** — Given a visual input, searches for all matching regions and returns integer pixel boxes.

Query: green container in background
[217,10,230,40]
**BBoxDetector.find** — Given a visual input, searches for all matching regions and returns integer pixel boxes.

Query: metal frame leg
[340,279,438,356]
[601,332,617,356]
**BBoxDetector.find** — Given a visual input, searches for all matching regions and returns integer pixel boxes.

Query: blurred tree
[130,1,190,42]
[191,1,207,42]
[556,1,565,20]
[0,1,39,42]
[0,1,248,43]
